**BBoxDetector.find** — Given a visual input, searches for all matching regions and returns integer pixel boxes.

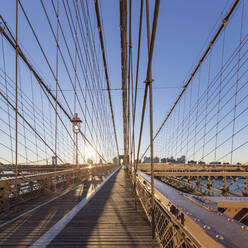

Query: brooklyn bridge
[0,0,248,247]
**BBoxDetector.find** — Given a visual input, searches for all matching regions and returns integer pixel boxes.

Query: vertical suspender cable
[0,16,106,163]
[74,0,78,168]
[133,0,144,208]
[94,0,120,158]
[15,0,19,177]
[231,0,244,164]
[55,0,59,172]
[128,0,133,175]
[135,0,153,178]
[141,0,241,160]
[127,0,131,172]
[145,0,160,245]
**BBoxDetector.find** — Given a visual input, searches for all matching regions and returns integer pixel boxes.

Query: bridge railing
[136,172,200,248]
[137,163,248,197]
[136,170,248,248]
[0,164,117,213]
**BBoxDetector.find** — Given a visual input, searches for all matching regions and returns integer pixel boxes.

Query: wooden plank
[0,168,157,247]
[0,174,107,247]
[48,168,156,247]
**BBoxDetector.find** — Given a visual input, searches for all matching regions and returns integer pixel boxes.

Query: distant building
[177,155,186,164]
[143,156,151,163]
[154,157,160,163]
[167,156,176,163]
[161,158,167,163]
[210,162,221,165]
[113,157,118,164]
[188,160,196,164]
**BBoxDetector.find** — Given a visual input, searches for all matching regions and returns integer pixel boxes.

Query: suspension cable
[141,0,241,159]
[93,0,120,157]
[0,16,107,163]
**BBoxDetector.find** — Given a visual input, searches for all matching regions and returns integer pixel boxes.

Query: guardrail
[0,164,118,213]
[136,171,248,248]
[140,164,248,197]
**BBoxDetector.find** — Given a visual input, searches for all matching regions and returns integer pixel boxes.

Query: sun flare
[84,145,96,160]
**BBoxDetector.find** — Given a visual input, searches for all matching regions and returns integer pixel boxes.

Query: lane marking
[30,166,120,248]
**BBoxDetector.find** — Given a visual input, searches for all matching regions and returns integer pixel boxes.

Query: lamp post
[71,113,82,169]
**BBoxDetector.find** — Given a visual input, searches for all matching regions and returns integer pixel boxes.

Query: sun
[84,145,96,160]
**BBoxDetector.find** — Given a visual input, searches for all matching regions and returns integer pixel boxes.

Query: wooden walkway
[0,167,155,247]
[48,167,154,247]
[0,174,107,247]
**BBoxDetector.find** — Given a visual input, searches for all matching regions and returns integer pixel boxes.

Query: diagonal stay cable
[18,0,73,118]
[131,0,144,163]
[140,0,241,159]
[135,0,160,169]
[0,17,106,163]
[0,89,65,164]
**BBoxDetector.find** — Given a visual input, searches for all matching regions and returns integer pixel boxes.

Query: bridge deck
[0,175,105,247]
[0,167,155,247]
[48,167,154,247]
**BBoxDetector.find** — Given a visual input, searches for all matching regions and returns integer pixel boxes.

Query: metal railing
[135,170,248,248]
[0,164,117,213]
[136,174,199,248]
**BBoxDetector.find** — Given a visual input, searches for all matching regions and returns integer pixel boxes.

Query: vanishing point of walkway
[48,167,154,247]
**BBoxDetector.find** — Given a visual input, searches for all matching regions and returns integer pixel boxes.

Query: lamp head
[71,113,82,134]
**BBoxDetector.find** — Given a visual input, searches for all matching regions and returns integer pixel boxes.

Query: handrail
[0,164,118,213]
[136,170,248,248]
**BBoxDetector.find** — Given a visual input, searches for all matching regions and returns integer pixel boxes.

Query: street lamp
[71,113,82,169]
